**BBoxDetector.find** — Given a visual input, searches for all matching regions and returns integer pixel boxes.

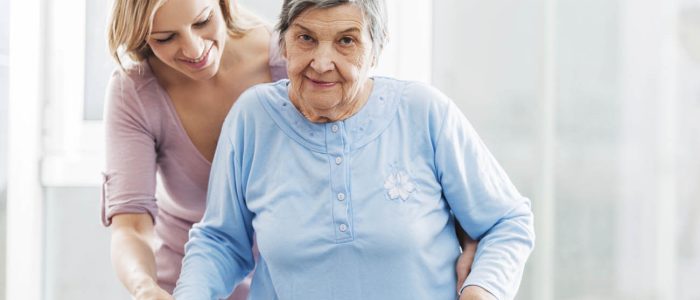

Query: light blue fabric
[174,77,535,300]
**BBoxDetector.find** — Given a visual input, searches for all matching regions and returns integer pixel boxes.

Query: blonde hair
[108,0,263,68]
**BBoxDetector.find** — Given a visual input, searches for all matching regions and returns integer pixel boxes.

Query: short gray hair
[276,0,388,60]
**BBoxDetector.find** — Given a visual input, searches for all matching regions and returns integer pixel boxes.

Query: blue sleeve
[435,101,535,300]
[173,113,255,299]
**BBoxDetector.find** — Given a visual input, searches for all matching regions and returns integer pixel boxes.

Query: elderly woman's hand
[459,286,497,300]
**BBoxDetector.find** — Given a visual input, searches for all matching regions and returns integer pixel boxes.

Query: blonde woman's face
[147,0,227,80]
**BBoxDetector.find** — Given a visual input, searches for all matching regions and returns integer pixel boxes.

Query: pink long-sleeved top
[101,33,287,298]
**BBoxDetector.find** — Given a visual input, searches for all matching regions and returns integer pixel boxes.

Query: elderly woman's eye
[339,36,355,45]
[299,34,315,43]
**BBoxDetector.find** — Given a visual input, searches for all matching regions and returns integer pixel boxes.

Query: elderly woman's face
[283,4,375,122]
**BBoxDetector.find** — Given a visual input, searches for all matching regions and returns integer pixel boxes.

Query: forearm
[110,226,159,297]
[176,225,253,299]
[462,203,535,300]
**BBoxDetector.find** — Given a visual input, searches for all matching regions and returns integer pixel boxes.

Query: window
[41,0,108,187]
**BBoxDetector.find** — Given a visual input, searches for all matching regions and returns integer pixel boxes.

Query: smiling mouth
[307,76,337,87]
[180,44,213,66]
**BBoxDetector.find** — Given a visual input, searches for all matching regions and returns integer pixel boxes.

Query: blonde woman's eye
[194,17,211,27]
[154,35,174,43]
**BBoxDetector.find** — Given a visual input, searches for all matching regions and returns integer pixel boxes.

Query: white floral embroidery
[384,170,416,201]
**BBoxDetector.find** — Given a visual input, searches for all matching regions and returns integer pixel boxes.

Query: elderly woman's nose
[310,42,336,73]
[181,32,205,59]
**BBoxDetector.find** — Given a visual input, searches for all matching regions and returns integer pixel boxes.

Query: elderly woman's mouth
[306,77,337,87]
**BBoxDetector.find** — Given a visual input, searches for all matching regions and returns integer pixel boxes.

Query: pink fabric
[102,31,287,299]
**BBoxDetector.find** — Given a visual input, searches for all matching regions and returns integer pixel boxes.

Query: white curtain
[433,0,700,299]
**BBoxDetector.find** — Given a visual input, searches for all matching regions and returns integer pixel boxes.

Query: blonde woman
[102,0,285,299]
[102,0,477,299]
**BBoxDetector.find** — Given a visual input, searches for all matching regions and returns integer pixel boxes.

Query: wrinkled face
[147,0,227,80]
[283,4,375,123]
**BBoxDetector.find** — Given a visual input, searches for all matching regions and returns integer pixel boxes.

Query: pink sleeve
[101,69,159,226]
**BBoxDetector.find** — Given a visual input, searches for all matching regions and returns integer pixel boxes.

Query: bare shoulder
[222,26,274,83]
[243,26,273,54]
[226,26,272,66]
[237,26,274,74]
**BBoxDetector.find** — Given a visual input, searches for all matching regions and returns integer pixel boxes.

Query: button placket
[327,122,352,242]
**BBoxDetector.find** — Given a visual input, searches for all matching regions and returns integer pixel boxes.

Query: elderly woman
[174,0,535,299]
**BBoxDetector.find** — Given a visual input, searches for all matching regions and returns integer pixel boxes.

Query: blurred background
[1,0,699,299]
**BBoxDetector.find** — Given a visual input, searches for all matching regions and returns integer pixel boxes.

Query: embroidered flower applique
[384,170,416,201]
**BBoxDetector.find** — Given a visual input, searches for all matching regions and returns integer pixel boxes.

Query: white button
[337,193,345,201]
[335,157,342,165]
[339,224,348,232]
[331,125,339,133]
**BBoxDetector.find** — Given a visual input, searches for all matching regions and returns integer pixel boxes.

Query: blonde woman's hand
[134,283,174,300]
[455,236,478,293]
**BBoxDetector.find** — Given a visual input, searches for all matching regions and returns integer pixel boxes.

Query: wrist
[131,275,160,298]
[461,237,478,251]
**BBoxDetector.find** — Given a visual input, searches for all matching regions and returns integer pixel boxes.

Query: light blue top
[174,77,535,300]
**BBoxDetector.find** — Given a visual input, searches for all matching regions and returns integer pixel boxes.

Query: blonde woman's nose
[181,33,205,59]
